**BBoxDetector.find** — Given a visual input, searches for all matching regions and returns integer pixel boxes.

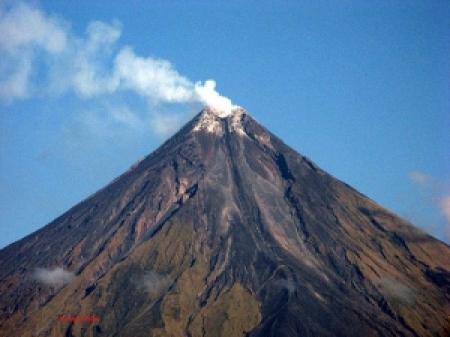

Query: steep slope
[0,108,449,337]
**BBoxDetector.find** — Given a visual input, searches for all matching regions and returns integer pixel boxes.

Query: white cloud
[140,271,170,296]
[376,277,415,304]
[109,105,143,129]
[69,104,147,143]
[408,171,433,187]
[0,54,32,99]
[33,267,75,287]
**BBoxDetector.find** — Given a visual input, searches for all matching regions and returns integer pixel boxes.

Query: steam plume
[0,2,238,131]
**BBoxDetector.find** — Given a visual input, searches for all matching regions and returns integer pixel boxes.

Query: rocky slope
[0,107,449,337]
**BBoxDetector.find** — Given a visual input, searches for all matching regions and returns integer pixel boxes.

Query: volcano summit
[0,108,449,337]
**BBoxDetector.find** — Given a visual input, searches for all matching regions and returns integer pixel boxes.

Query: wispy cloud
[439,196,450,223]
[274,278,296,294]
[407,170,450,242]
[33,267,75,287]
[139,271,171,297]
[0,2,237,136]
[407,171,433,188]
[64,103,149,147]
[150,112,183,137]
[376,277,415,304]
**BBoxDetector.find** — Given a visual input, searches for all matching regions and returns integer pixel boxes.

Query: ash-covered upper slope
[0,107,449,337]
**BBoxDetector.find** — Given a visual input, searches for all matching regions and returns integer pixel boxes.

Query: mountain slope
[0,108,449,337]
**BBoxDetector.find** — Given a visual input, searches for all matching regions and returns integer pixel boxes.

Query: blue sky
[0,0,449,248]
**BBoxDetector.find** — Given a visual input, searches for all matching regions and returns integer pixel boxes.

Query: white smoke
[0,2,237,126]
[113,46,193,103]
[0,3,66,53]
[67,20,122,97]
[194,80,237,117]
[0,2,67,100]
[33,267,75,287]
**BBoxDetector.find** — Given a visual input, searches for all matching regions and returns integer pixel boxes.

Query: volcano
[0,107,449,337]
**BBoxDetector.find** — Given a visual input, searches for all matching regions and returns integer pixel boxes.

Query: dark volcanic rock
[0,107,449,337]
